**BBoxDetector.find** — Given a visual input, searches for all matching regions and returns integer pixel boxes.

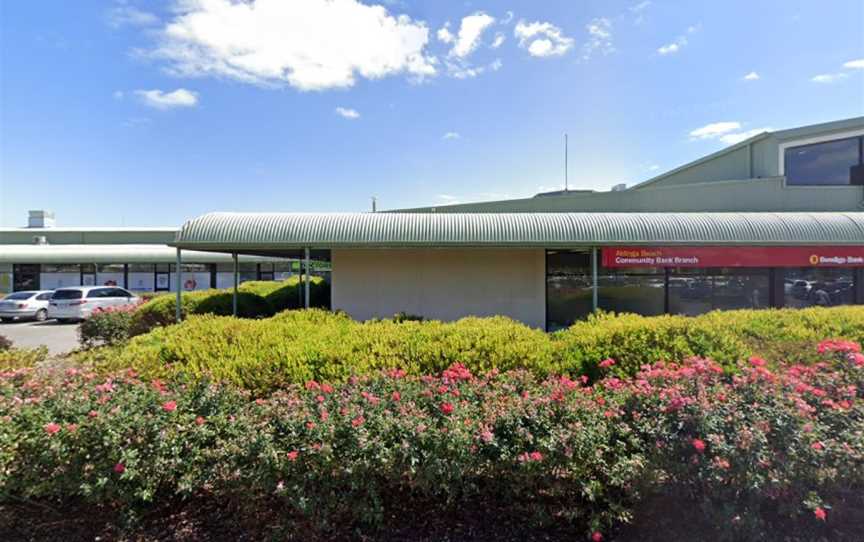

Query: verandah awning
[170,212,864,251]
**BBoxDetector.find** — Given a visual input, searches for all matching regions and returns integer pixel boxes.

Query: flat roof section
[171,212,864,250]
[0,244,291,264]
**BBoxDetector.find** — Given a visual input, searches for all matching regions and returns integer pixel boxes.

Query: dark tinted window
[4,292,35,300]
[785,137,862,186]
[53,289,83,300]
[36,293,53,300]
[86,288,111,298]
[109,288,133,298]
[783,268,854,308]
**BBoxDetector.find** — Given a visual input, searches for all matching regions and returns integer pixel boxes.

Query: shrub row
[104,306,864,393]
[2,343,862,540]
[127,276,329,336]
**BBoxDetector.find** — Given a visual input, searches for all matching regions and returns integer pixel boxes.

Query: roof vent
[33,235,48,245]
[27,210,55,229]
[611,183,627,192]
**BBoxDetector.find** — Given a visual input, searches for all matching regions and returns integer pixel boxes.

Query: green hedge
[103,305,864,393]
[128,277,330,337]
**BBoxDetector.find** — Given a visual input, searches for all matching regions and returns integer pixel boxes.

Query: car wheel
[0,317,12,323]
[34,309,48,322]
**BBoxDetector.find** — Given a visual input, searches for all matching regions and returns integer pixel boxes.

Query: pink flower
[591,532,603,541]
[162,400,177,412]
[316,395,326,403]
[320,409,329,421]
[114,462,125,474]
[814,507,827,521]
[391,391,401,402]
[195,416,206,426]
[599,358,616,369]
[440,402,454,415]
[321,383,334,394]
[305,380,320,391]
[88,410,99,418]
[692,438,706,453]
[811,441,824,451]
[529,451,543,462]
[306,421,316,430]
[66,423,78,433]
[44,422,61,435]
[287,450,299,462]
[351,415,365,427]
[749,356,767,368]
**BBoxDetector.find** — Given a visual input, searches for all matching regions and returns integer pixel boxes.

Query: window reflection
[783,268,854,307]
[669,268,769,316]
[785,136,862,186]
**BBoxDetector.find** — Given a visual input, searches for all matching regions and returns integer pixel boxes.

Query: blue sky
[1,0,863,227]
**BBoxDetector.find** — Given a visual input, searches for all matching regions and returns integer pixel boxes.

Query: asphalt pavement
[0,320,80,355]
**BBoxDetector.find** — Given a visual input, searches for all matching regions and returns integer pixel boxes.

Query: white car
[0,290,54,322]
[48,286,140,323]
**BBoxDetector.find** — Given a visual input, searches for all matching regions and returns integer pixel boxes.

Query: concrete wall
[332,248,546,328]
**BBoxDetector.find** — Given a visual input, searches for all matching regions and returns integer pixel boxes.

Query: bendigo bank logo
[810,254,820,265]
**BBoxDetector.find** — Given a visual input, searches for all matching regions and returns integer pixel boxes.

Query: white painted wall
[332,248,546,329]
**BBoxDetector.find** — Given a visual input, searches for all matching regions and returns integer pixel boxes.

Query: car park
[48,286,139,323]
[0,290,54,322]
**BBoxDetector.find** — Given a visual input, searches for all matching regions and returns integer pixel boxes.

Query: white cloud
[335,107,360,119]
[442,132,461,140]
[491,33,505,48]
[449,12,496,58]
[514,20,574,57]
[743,71,760,81]
[630,1,651,12]
[582,17,614,60]
[149,0,436,91]
[689,121,741,140]
[658,24,698,55]
[134,88,198,109]
[720,128,771,145]
[844,58,864,69]
[501,11,514,25]
[689,121,771,145]
[811,73,848,83]
[107,6,159,28]
[437,23,454,44]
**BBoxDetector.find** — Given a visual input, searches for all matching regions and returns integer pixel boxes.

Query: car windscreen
[52,290,83,300]
[3,292,34,300]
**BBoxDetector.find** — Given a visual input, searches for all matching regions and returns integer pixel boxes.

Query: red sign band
[602,246,864,268]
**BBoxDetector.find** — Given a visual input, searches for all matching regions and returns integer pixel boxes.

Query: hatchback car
[48,286,139,323]
[0,290,54,322]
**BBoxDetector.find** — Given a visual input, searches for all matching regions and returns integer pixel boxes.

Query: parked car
[0,290,54,322]
[48,286,139,323]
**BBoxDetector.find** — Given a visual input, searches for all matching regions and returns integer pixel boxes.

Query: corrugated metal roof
[0,245,290,264]
[172,212,864,249]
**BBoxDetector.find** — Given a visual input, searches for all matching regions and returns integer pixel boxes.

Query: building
[4,116,864,329]
[0,211,298,293]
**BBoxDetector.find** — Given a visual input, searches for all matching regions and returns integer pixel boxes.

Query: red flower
[814,507,827,521]
[811,441,824,451]
[529,451,543,462]
[321,383,334,394]
[391,391,401,402]
[287,450,299,462]
[592,532,604,541]
[306,421,316,430]
[692,438,706,453]
[162,400,177,412]
[351,415,365,427]
[599,358,616,368]
[88,410,99,418]
[749,356,767,368]
[44,422,61,435]
[305,380,320,391]
[440,402,454,415]
[316,395,326,403]
[114,462,126,474]
[195,416,206,426]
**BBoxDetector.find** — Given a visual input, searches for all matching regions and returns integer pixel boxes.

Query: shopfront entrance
[546,246,864,330]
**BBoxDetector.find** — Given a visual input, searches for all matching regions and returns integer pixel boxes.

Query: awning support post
[591,246,599,312]
[232,252,238,317]
[304,247,311,309]
[175,248,183,323]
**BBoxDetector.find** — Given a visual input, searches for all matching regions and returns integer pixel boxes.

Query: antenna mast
[564,133,569,192]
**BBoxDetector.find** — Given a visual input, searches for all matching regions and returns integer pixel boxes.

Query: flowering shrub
[2,343,862,539]
[77,303,144,348]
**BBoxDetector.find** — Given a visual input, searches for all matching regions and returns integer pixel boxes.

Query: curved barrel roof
[172,212,864,249]
[0,244,289,264]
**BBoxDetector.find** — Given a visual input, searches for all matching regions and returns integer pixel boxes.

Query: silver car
[0,290,54,322]
[48,286,140,323]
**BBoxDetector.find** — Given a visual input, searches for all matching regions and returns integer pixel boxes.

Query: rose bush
[1,342,862,539]
[77,302,143,348]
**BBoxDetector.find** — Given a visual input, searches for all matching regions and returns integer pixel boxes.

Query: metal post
[591,247,599,312]
[304,247,311,309]
[175,248,182,323]
[232,252,238,316]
